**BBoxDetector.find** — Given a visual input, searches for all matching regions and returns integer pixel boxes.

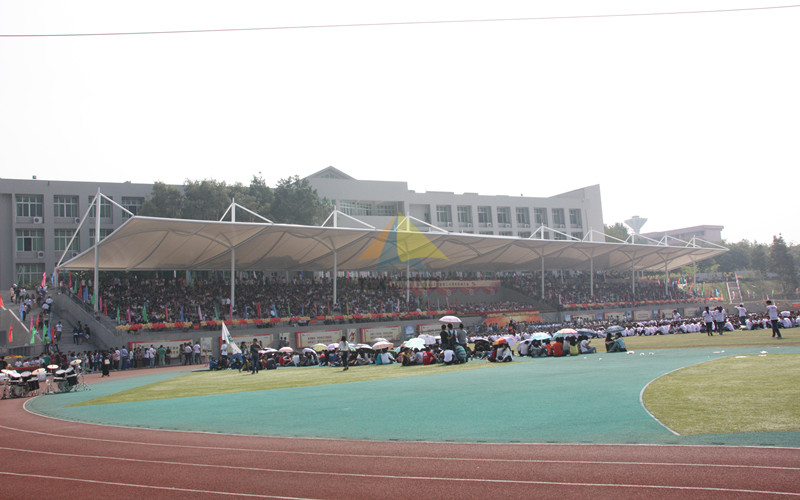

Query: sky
[1,0,798,245]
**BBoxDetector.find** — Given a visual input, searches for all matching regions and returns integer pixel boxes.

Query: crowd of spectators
[76,271,712,328]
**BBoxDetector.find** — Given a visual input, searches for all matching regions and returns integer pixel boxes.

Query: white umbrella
[302,347,316,354]
[278,346,294,353]
[419,334,437,345]
[373,341,394,350]
[403,338,426,350]
[439,315,461,323]
[372,337,389,344]
[530,332,552,341]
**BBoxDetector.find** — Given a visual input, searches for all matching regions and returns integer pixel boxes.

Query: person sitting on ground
[442,347,456,365]
[604,333,615,352]
[567,337,580,356]
[454,344,468,364]
[551,338,565,357]
[379,349,395,365]
[422,347,437,365]
[495,343,513,362]
[265,355,277,370]
[608,333,627,352]
[579,335,597,354]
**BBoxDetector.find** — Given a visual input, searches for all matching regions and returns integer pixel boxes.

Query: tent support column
[230,201,236,320]
[590,256,594,300]
[333,210,338,308]
[93,188,100,313]
[541,254,545,300]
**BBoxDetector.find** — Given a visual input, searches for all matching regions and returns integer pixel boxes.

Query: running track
[2,369,799,499]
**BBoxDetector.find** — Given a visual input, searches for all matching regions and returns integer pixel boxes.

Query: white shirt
[766,304,779,320]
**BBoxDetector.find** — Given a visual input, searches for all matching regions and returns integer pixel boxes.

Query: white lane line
[1,449,798,497]
[1,427,798,472]
[0,471,317,499]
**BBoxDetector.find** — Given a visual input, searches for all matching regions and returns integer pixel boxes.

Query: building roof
[58,215,726,274]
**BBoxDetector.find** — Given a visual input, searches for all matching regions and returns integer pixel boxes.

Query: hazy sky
[1,0,798,244]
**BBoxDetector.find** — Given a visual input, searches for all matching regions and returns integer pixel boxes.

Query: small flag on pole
[221,322,242,355]
[7,325,12,343]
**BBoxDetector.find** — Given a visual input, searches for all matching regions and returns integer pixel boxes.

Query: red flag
[165,306,169,323]
[7,325,11,342]
[41,272,46,288]
[256,302,262,317]
[0,294,4,307]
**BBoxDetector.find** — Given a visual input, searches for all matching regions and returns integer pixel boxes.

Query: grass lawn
[71,359,493,406]
[643,354,800,434]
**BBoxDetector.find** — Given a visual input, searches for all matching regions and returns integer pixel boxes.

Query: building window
[477,206,492,226]
[53,195,79,218]
[436,205,452,225]
[16,229,44,252]
[376,202,401,216]
[122,197,144,218]
[554,232,567,240]
[516,207,530,226]
[497,207,511,226]
[54,229,80,252]
[89,228,113,246]
[518,231,531,239]
[498,231,513,236]
[16,194,43,218]
[571,231,584,240]
[569,209,582,227]
[87,196,112,219]
[479,230,494,235]
[534,208,547,226]
[552,208,565,227]
[16,263,45,287]
[457,206,472,224]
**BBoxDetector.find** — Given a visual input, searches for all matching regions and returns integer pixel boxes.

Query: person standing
[456,323,468,360]
[766,300,782,338]
[735,304,748,328]
[249,339,260,374]
[339,335,350,371]
[712,306,725,336]
[702,307,714,336]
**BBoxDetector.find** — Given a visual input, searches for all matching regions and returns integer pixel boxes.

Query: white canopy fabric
[58,216,725,273]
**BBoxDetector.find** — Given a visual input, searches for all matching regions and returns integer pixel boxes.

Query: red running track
[1,370,799,499]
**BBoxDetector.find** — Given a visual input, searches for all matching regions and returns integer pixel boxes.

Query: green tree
[269,175,332,225]
[183,179,230,220]
[604,223,630,242]
[227,174,273,222]
[770,234,798,292]
[139,182,183,218]
[714,240,752,272]
[750,244,769,277]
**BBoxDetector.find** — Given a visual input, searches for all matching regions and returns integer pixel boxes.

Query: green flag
[116,307,120,324]
[142,304,148,323]
[30,326,36,345]
[214,307,219,320]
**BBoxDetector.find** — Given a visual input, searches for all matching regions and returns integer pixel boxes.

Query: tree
[139,182,183,218]
[604,223,630,243]
[269,175,332,225]
[227,174,273,222]
[750,244,769,277]
[714,240,752,272]
[183,179,230,220]
[770,234,798,292]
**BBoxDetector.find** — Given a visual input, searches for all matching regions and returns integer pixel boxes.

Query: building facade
[306,167,605,241]
[1,178,153,289]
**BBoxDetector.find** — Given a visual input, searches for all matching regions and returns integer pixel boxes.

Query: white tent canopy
[58,215,725,274]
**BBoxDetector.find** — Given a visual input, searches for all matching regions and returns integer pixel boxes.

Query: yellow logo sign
[359,214,448,269]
